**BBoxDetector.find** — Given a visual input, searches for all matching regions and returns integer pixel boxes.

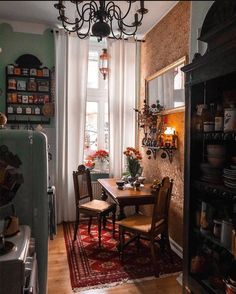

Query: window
[87,51,99,89]
[84,39,109,170]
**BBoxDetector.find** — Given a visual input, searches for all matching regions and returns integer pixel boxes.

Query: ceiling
[0,1,177,38]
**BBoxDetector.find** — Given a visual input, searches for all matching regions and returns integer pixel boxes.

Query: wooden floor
[47,225,183,294]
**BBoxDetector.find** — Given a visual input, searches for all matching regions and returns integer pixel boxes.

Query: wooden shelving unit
[182,1,236,293]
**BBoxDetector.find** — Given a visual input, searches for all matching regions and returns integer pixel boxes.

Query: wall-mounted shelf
[5,54,52,125]
[142,145,177,162]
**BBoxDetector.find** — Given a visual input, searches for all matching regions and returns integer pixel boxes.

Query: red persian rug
[63,221,182,291]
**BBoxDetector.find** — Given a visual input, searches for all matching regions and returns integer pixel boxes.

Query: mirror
[146,56,186,112]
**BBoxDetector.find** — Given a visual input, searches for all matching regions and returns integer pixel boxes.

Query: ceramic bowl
[207,145,226,157]
[207,156,225,168]
[116,180,125,189]
[231,156,236,164]
[138,176,146,184]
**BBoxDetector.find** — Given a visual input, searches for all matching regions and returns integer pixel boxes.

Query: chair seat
[79,199,114,212]
[117,214,165,233]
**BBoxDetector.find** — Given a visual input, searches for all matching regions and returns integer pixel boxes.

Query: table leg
[101,188,108,201]
[117,205,126,220]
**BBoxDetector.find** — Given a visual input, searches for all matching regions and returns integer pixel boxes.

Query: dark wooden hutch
[182,1,236,293]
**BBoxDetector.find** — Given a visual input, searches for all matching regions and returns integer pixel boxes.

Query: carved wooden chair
[73,165,116,247]
[118,177,173,276]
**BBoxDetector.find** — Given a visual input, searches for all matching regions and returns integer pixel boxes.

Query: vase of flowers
[91,149,109,172]
[123,147,142,184]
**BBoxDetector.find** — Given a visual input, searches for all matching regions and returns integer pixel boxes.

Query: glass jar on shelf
[202,104,214,132]
[215,104,224,132]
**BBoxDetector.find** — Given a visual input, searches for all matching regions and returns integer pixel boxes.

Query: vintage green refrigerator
[0,129,48,294]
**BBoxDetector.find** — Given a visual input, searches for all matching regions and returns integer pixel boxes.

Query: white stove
[0,226,38,294]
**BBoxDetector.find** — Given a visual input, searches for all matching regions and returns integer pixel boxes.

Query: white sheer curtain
[54,30,89,222]
[108,39,139,178]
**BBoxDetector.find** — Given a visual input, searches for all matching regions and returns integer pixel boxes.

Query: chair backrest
[73,165,93,206]
[151,177,173,232]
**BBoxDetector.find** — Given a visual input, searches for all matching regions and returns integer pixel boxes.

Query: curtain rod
[51,30,145,42]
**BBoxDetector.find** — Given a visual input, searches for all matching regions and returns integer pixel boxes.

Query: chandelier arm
[80,5,96,22]
[75,1,98,20]
[110,20,123,40]
[106,1,132,21]
[62,21,76,33]
[76,18,91,39]
[119,12,144,29]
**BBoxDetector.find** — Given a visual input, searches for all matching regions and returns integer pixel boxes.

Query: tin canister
[224,108,236,132]
[221,220,233,249]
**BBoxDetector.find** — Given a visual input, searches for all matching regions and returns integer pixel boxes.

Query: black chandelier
[54,1,148,41]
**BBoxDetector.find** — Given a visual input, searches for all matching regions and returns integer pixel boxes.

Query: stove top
[0,226,30,261]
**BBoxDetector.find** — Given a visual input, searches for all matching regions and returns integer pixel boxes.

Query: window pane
[104,102,109,151]
[84,102,98,159]
[87,51,99,89]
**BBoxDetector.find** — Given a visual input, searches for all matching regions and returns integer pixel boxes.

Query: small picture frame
[28,95,34,103]
[7,106,14,114]
[35,107,41,115]
[30,68,37,76]
[37,69,43,77]
[11,93,17,103]
[7,93,12,103]
[8,79,16,90]
[16,106,23,114]
[27,79,37,91]
[38,81,49,92]
[22,95,29,104]
[17,80,26,91]
[17,95,22,103]
[22,68,29,76]
[14,68,21,75]
[33,95,39,104]
[38,95,45,103]
[42,67,50,77]
[25,107,32,114]
[7,65,15,75]
[44,95,49,103]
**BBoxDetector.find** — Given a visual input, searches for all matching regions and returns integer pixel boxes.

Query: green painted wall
[0,23,54,125]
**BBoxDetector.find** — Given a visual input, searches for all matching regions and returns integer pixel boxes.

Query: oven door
[24,253,38,294]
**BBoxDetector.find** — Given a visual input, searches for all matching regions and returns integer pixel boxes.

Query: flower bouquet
[85,149,109,172]
[123,147,142,178]
[84,160,95,170]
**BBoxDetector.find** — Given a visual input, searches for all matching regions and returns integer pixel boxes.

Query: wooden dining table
[98,178,154,220]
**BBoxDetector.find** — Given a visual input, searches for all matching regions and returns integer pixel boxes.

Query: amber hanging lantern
[99,48,109,80]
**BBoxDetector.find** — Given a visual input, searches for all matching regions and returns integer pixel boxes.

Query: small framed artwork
[16,106,23,114]
[27,79,37,91]
[25,107,32,114]
[8,79,16,90]
[28,95,34,103]
[22,68,29,76]
[43,67,50,77]
[30,68,37,76]
[44,95,49,103]
[7,93,13,103]
[38,81,49,92]
[7,106,14,114]
[7,65,14,75]
[38,95,45,103]
[37,69,43,77]
[35,107,41,115]
[22,95,29,104]
[11,93,17,103]
[14,68,21,75]
[17,94,22,103]
[33,95,39,104]
[17,80,27,91]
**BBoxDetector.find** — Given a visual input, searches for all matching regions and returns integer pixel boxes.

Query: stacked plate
[206,145,226,169]
[223,166,236,189]
[200,163,223,184]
